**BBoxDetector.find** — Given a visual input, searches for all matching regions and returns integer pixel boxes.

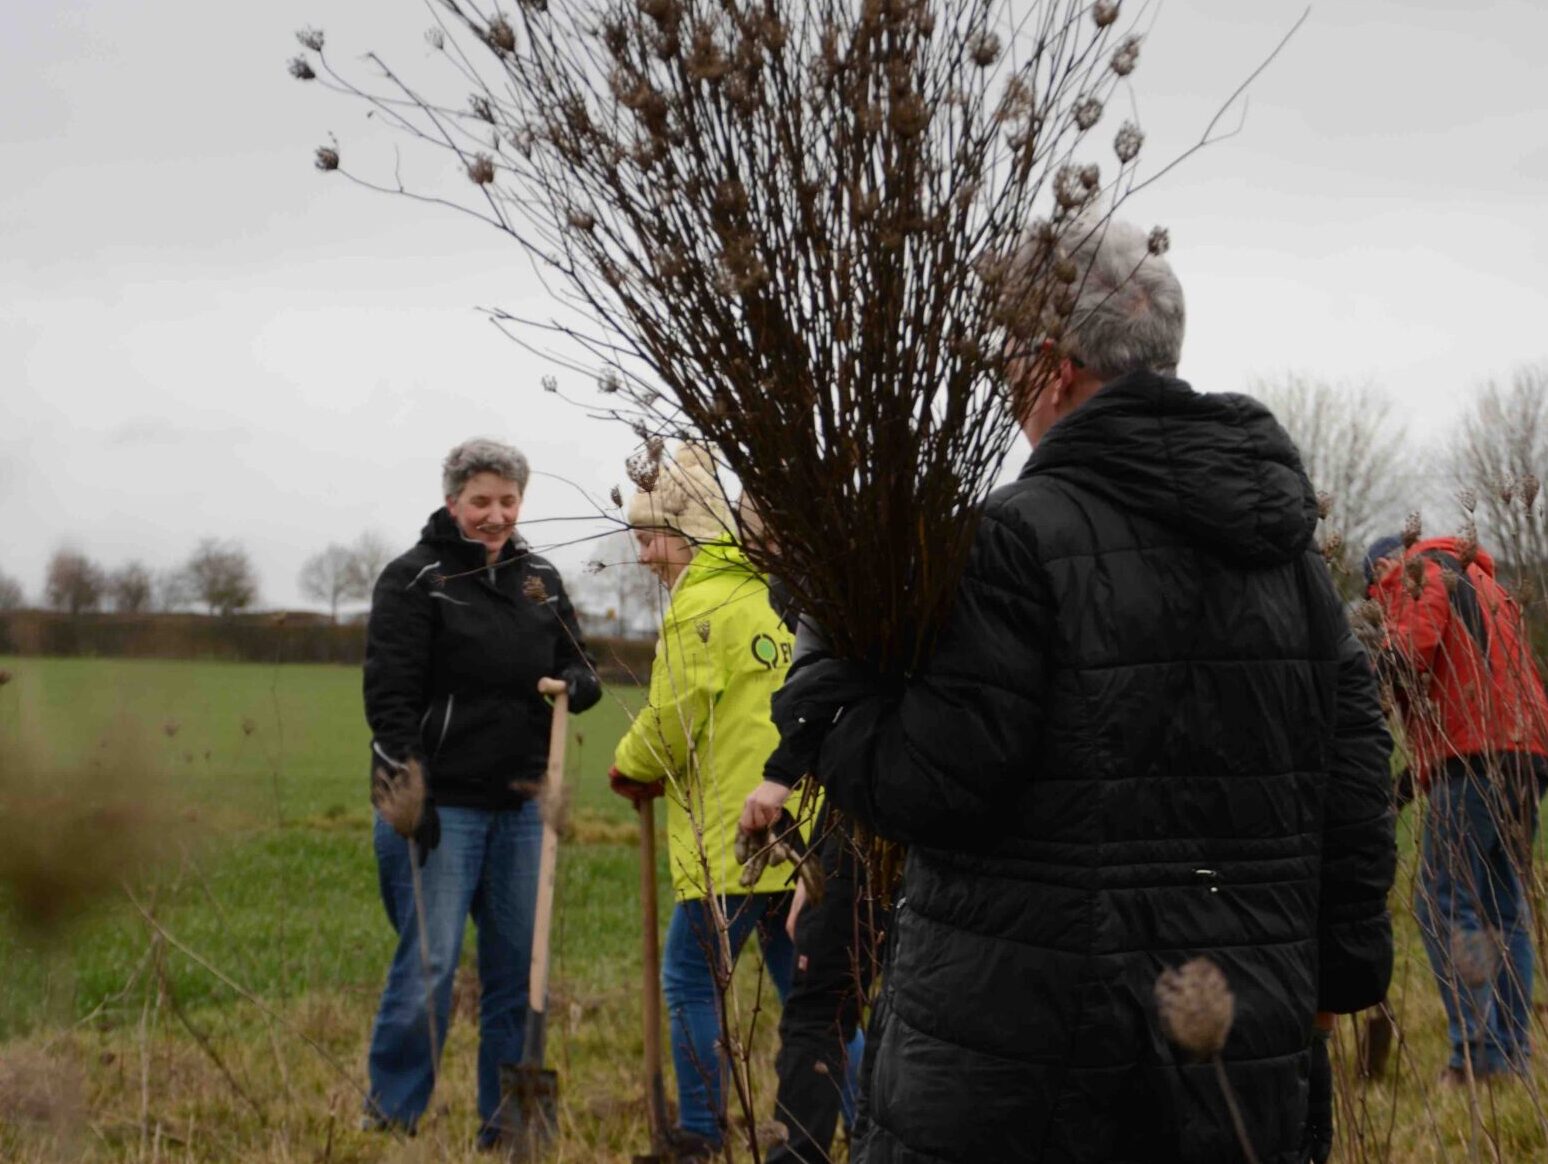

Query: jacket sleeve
[1378,558,1450,673]
[549,569,602,713]
[612,601,719,784]
[363,556,436,766]
[1317,597,1398,1014]
[812,508,1053,846]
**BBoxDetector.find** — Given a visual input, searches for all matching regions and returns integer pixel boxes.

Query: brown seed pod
[1401,511,1422,548]
[523,575,550,603]
[1315,491,1334,521]
[1155,958,1235,1059]
[163,718,181,739]
[1404,555,1427,599]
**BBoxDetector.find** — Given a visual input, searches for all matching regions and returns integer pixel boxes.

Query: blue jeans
[1415,762,1542,1074]
[663,893,796,1143]
[366,803,542,1134]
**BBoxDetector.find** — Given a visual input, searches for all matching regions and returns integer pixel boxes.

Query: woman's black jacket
[363,509,600,810]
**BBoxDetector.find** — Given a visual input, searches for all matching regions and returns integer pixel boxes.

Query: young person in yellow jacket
[609,444,798,1160]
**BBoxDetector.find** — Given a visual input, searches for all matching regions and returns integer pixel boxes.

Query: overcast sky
[4,0,1546,612]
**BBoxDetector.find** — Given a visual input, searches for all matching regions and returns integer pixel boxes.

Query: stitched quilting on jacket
[814,371,1396,1164]
[364,508,600,811]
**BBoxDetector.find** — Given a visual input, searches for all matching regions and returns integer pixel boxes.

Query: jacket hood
[1023,371,1318,568]
[419,507,526,565]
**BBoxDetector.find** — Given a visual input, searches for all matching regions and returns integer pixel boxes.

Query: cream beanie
[626,442,737,544]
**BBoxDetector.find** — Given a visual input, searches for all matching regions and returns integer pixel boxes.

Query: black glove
[371,750,441,866]
[561,662,602,713]
[765,655,879,787]
[1303,1030,1333,1164]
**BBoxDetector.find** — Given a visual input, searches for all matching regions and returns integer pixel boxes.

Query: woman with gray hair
[361,437,601,1146]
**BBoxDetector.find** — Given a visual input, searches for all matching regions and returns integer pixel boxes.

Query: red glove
[609,766,665,805]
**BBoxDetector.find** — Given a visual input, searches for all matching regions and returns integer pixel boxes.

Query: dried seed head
[1074,96,1103,130]
[1315,491,1334,520]
[1523,473,1541,509]
[541,375,558,393]
[1356,600,1384,629]
[609,485,623,508]
[1054,257,1079,284]
[1079,163,1101,191]
[523,575,550,603]
[1499,476,1516,506]
[1110,35,1141,77]
[426,27,446,51]
[1401,511,1422,547]
[1440,565,1460,595]
[467,153,497,185]
[1054,166,1094,210]
[1457,526,1479,569]
[1457,487,1477,514]
[567,209,597,232]
[627,450,661,491]
[598,371,623,394]
[890,93,931,137]
[1320,531,1344,564]
[296,27,325,52]
[1114,121,1144,163]
[314,145,339,172]
[241,717,257,736]
[586,560,606,575]
[1404,556,1426,599]
[1093,1,1120,28]
[288,56,316,81]
[470,95,495,123]
[1517,575,1537,605]
[1155,958,1234,1059]
[163,718,181,739]
[694,619,711,643]
[486,14,517,54]
[969,32,1001,68]
[1147,225,1170,255]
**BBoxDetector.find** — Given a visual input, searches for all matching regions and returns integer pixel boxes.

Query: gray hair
[1013,217,1186,381]
[442,437,530,499]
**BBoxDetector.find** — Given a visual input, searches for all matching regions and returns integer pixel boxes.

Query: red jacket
[1370,536,1548,783]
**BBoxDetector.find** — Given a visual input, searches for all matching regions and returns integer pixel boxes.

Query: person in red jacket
[1366,532,1548,1082]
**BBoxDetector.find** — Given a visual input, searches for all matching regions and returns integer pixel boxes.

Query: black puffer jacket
[809,372,1396,1163]
[363,509,600,811]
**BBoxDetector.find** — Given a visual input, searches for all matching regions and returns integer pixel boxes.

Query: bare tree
[580,529,663,637]
[343,529,394,607]
[1452,362,1548,574]
[107,561,154,614]
[44,548,106,615]
[0,569,23,612]
[154,568,195,613]
[299,544,356,623]
[183,539,259,617]
[1250,373,1413,587]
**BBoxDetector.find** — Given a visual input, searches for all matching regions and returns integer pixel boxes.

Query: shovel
[501,681,569,1161]
[633,796,673,1163]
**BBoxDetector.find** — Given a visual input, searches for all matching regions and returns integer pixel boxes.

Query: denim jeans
[365,803,542,1134]
[1415,761,1542,1074]
[663,893,796,1143]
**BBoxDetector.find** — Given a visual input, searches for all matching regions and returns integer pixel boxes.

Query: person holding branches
[362,437,601,1146]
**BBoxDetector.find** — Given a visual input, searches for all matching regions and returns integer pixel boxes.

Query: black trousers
[767,825,890,1164]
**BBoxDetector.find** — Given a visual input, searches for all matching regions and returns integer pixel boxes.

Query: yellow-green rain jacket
[613,538,800,900]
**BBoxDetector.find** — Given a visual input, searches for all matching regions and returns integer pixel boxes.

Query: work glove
[608,765,666,806]
[560,662,603,713]
[371,753,441,866]
[1303,1028,1333,1164]
[735,809,824,902]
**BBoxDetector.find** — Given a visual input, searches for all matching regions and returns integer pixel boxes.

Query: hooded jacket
[801,372,1396,1164]
[364,509,600,811]
[1369,536,1548,785]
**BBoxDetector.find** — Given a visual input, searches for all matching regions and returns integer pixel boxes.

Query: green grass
[0,657,653,1038]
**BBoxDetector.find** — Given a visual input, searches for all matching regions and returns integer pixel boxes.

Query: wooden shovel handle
[639,797,671,1149]
[528,688,568,1017]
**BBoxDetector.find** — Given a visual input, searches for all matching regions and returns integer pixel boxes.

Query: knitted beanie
[1363,534,1404,589]
[626,442,737,544]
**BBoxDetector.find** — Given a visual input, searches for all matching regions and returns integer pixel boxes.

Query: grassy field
[0,656,795,1163]
[2,657,1548,1162]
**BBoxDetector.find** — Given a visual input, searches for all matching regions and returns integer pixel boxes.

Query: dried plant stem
[1211,1054,1262,1164]
[408,839,440,1098]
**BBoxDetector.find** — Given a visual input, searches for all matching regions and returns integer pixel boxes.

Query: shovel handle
[639,797,671,1150]
[529,688,568,1019]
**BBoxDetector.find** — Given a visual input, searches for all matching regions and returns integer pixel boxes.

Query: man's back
[812,371,1395,1163]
